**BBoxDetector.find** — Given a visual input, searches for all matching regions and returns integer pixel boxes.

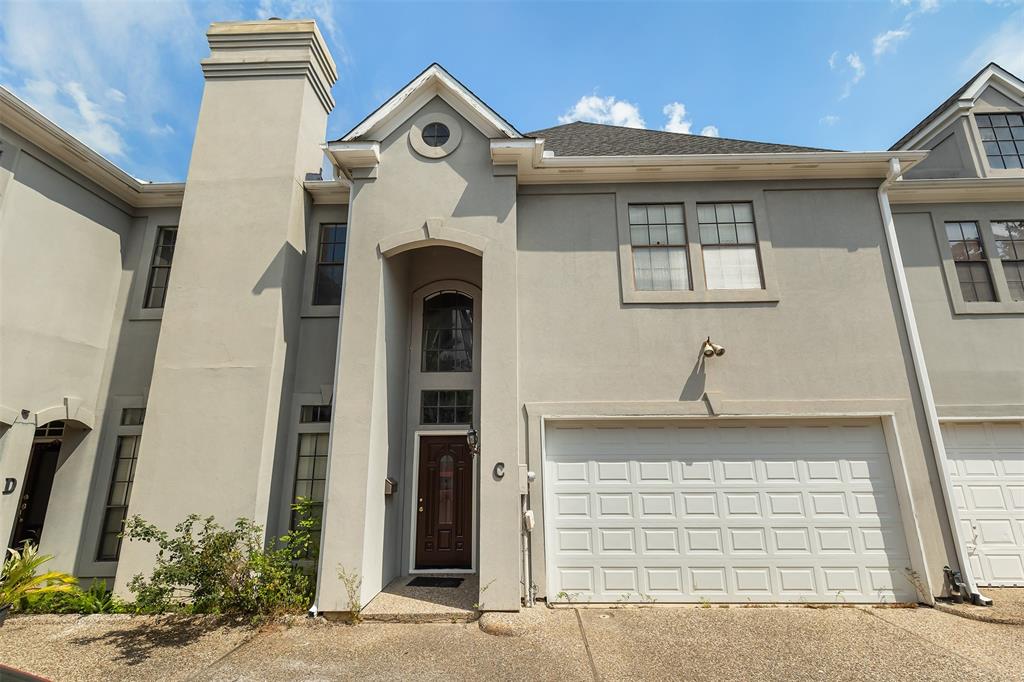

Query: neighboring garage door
[943,421,1024,587]
[544,420,916,603]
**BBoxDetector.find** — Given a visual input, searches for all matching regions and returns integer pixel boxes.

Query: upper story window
[976,113,1024,170]
[422,291,472,372]
[946,221,995,302]
[313,223,346,306]
[698,202,762,290]
[144,226,177,309]
[628,204,689,291]
[993,220,1024,301]
[422,122,451,147]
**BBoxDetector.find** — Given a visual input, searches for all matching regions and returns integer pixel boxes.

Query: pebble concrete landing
[359,574,479,623]
[2,604,1023,681]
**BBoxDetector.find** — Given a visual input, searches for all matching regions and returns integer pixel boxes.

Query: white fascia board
[961,64,1024,102]
[323,140,381,171]
[303,178,351,205]
[341,64,521,142]
[491,140,927,182]
[1,86,183,208]
[889,177,1024,204]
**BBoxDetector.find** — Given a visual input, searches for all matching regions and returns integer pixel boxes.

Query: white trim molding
[341,63,521,143]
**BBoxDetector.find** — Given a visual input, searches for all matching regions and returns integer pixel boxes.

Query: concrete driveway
[0,605,1021,681]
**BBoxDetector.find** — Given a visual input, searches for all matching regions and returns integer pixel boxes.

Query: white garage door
[944,421,1024,587]
[544,420,916,603]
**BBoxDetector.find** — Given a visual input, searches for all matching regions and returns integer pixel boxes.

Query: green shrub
[1,543,76,615]
[19,579,127,614]
[122,499,319,619]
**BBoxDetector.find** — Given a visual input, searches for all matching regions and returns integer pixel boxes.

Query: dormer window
[976,113,1024,170]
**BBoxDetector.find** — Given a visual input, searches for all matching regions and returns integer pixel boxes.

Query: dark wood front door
[415,435,473,569]
[10,441,61,549]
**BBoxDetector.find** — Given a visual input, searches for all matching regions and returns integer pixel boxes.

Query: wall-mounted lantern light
[466,427,480,456]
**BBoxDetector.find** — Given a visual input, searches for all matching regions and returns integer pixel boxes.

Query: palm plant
[0,542,76,623]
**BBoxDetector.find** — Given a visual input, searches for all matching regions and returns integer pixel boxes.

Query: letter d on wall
[2,478,15,495]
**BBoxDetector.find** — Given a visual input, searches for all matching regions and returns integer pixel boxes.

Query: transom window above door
[422,291,473,372]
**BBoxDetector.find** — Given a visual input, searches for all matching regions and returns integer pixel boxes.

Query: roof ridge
[526,120,833,153]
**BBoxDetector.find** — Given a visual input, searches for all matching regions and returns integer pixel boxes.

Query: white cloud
[819,114,840,126]
[964,9,1024,75]
[559,94,646,128]
[847,53,865,83]
[828,51,839,70]
[700,125,719,137]
[839,52,865,99]
[257,0,340,40]
[873,29,910,56]
[662,102,691,133]
[0,0,204,170]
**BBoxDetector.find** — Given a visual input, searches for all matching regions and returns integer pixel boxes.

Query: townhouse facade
[0,19,1021,612]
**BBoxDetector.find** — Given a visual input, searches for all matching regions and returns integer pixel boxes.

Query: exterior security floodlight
[466,427,480,456]
[701,337,726,357]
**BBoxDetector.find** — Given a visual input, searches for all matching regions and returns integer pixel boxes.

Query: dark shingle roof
[526,121,833,156]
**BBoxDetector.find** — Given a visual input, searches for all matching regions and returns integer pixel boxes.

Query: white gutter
[878,158,991,606]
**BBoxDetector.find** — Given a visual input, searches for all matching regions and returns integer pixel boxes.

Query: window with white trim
[628,204,689,291]
[698,202,763,290]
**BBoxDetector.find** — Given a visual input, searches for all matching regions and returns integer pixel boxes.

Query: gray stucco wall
[0,124,179,577]
[894,201,1024,416]
[516,181,958,597]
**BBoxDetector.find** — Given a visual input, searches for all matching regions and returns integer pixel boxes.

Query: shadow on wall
[253,240,304,542]
[679,353,706,402]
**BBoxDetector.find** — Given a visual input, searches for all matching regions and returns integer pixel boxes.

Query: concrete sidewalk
[0,605,1021,681]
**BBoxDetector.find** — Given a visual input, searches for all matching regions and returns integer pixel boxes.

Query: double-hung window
[313,223,346,306]
[993,220,1024,301]
[144,227,177,309]
[698,202,763,290]
[945,221,995,302]
[628,204,689,291]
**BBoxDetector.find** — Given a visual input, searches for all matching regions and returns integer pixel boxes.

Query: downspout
[877,158,991,607]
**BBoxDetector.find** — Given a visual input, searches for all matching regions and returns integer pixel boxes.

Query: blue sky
[1,0,1021,182]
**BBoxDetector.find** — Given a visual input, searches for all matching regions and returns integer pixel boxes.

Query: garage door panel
[944,422,1024,587]
[545,421,915,603]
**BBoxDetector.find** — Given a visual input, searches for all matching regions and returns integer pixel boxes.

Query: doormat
[407,577,464,588]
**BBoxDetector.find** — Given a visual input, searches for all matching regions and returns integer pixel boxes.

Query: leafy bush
[0,543,76,615]
[122,499,318,619]
[19,579,127,614]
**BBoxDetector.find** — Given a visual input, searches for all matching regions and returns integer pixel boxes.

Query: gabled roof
[527,121,832,156]
[335,63,522,142]
[891,62,1024,150]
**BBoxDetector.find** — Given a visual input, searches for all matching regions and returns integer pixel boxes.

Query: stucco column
[0,421,35,548]
[115,20,337,595]
[316,182,387,611]
[477,232,521,611]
